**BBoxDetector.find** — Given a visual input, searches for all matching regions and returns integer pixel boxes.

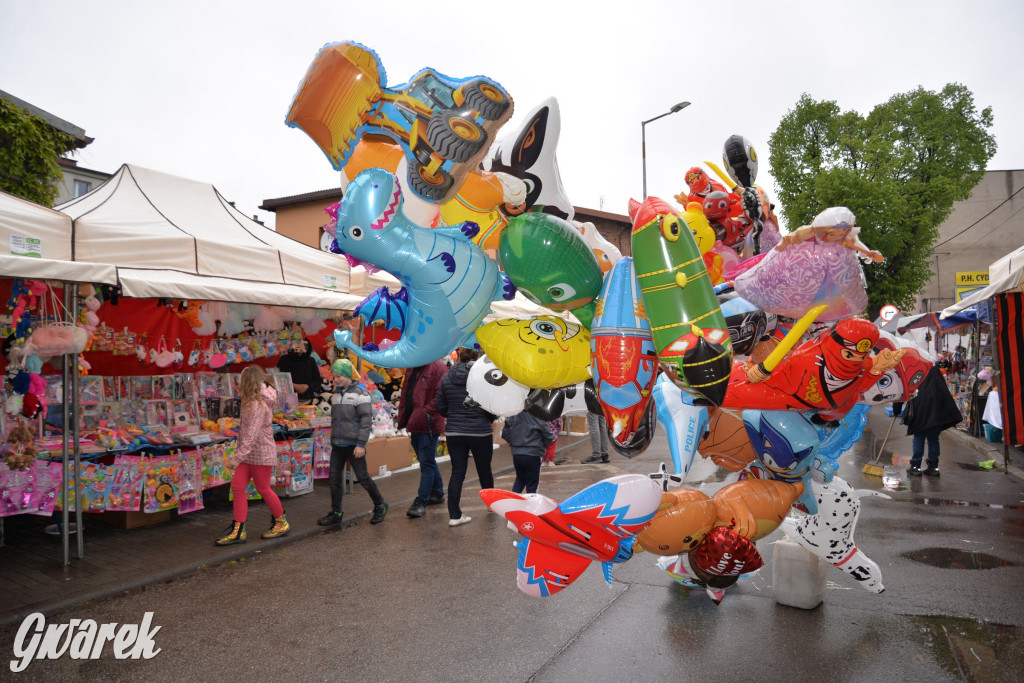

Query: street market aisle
[0,438,594,627]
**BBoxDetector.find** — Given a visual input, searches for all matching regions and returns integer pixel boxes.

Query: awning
[115,268,364,309]
[896,308,981,335]
[942,244,1024,318]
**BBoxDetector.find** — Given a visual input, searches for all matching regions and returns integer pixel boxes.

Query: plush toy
[371,403,396,438]
[24,324,88,358]
[5,423,37,471]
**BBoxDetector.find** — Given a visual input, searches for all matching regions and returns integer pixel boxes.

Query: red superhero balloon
[723,318,897,423]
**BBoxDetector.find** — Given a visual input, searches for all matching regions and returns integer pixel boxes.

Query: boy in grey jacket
[317,359,388,527]
[501,411,555,494]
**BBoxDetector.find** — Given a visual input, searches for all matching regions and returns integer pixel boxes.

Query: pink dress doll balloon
[732,207,883,321]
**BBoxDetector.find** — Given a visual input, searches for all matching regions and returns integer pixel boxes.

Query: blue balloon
[332,168,514,368]
[742,409,822,513]
[651,373,708,477]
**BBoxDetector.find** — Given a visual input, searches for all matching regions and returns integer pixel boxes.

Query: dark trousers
[447,435,494,520]
[512,453,542,494]
[911,427,942,468]
[329,445,384,513]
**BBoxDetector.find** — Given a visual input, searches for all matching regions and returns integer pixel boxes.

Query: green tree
[768,84,996,317]
[0,97,78,207]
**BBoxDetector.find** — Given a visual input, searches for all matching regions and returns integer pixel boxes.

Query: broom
[863,412,899,476]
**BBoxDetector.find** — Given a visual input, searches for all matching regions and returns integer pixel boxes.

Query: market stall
[0,165,368,564]
[942,245,1024,460]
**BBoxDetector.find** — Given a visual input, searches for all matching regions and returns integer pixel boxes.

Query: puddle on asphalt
[911,615,1023,681]
[909,498,1024,511]
[902,547,1018,569]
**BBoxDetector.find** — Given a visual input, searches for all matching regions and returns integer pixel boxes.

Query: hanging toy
[136,333,150,365]
[173,339,184,367]
[187,340,202,367]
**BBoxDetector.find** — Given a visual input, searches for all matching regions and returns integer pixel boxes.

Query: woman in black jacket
[903,366,963,476]
[436,348,496,527]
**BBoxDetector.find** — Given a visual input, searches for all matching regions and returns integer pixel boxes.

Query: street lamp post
[641,101,690,199]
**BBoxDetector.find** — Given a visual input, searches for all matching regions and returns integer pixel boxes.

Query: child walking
[543,418,561,467]
[215,365,289,546]
[501,411,555,494]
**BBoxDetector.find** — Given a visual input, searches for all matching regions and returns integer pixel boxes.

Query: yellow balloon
[476,316,591,389]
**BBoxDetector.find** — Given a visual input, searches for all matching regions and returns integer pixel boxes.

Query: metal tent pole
[70,289,83,558]
[60,284,71,566]
[989,295,1009,475]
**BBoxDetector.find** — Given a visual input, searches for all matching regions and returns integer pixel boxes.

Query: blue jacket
[501,411,555,457]
[436,362,495,437]
[331,382,372,447]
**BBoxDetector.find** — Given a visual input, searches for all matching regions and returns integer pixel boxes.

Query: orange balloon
[711,478,804,541]
[699,407,755,471]
[635,489,716,556]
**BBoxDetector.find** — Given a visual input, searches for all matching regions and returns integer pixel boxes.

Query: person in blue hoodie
[317,359,388,527]
[501,409,555,494]
[436,347,496,527]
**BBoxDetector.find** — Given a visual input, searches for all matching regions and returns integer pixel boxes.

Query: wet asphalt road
[2,408,1023,682]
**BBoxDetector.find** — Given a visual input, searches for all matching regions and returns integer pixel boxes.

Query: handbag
[207,340,227,369]
[154,336,177,368]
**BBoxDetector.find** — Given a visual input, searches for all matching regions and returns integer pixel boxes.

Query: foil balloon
[485,97,574,220]
[689,525,764,589]
[780,476,889,593]
[608,399,658,459]
[742,409,824,513]
[524,380,600,421]
[590,257,658,449]
[480,474,662,597]
[651,375,707,477]
[698,406,756,472]
[722,134,758,188]
[815,402,870,474]
[723,316,888,424]
[634,488,716,556]
[330,168,515,368]
[287,41,514,204]
[498,213,604,329]
[628,196,731,404]
[715,283,777,357]
[732,207,882,321]
[465,354,529,417]
[859,339,931,404]
[711,478,805,541]
[680,202,724,284]
[476,316,591,389]
[569,220,623,274]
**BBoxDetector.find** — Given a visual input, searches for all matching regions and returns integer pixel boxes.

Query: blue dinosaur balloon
[332,168,516,368]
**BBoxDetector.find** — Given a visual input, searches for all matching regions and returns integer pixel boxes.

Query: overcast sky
[2,0,1021,232]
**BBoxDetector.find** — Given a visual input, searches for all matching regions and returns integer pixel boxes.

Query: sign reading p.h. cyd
[10,612,161,673]
[956,271,989,286]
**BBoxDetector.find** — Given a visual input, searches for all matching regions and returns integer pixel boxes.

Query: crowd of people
[217,336,584,545]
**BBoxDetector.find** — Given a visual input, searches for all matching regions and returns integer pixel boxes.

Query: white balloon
[466,354,529,417]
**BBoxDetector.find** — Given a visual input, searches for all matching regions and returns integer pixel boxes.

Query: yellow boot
[214,521,246,546]
[262,514,290,539]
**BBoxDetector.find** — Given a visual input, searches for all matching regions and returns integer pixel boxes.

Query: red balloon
[690,525,764,588]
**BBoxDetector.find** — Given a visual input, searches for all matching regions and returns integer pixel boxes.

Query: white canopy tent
[51,164,363,309]
[0,191,117,285]
[941,244,1024,318]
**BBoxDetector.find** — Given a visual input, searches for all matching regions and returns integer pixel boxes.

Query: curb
[946,428,1024,481]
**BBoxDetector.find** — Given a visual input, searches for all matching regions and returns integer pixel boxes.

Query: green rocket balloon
[629,196,732,404]
[498,212,604,329]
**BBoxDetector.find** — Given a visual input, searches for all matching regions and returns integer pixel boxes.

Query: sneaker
[262,514,290,539]
[407,502,426,518]
[906,465,923,476]
[581,454,604,464]
[427,494,445,506]
[317,511,343,526]
[923,466,941,477]
[370,503,389,524]
[214,521,246,546]
[448,515,472,527]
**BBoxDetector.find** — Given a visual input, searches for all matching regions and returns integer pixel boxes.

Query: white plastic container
[772,536,828,609]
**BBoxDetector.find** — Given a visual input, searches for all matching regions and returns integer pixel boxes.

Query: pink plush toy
[24,325,88,357]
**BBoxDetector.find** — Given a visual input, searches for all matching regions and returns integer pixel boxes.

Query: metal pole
[641,121,648,200]
[60,284,71,566]
[71,289,83,558]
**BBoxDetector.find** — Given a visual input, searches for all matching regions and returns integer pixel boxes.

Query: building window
[73,180,91,197]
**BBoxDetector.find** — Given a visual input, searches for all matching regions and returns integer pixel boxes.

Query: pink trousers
[231,463,284,522]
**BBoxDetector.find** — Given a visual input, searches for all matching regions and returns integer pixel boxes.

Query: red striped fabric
[996,293,1023,447]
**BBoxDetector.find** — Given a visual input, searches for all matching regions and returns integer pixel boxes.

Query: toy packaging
[313,428,331,479]
[176,451,204,514]
[106,455,145,512]
[143,454,180,513]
